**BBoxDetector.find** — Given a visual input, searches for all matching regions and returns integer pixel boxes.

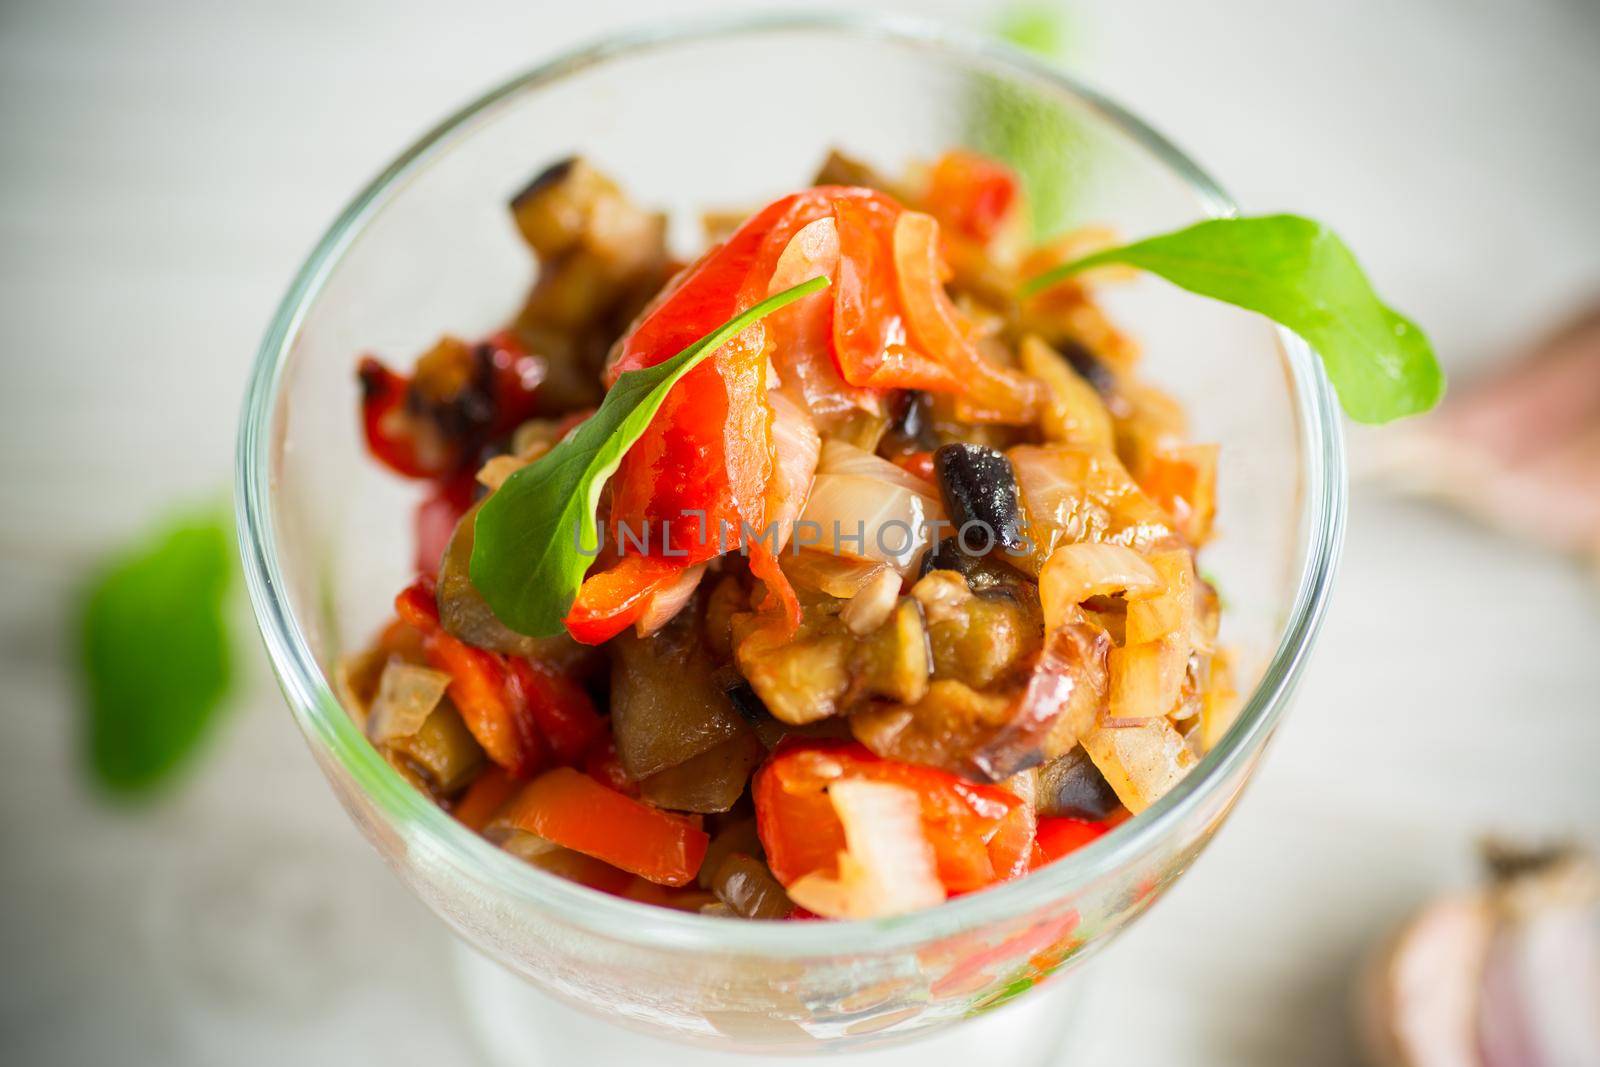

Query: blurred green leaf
[76,510,234,795]
[972,3,1090,238]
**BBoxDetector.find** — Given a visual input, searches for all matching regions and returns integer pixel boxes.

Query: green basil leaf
[76,511,234,795]
[470,275,831,637]
[1020,215,1444,423]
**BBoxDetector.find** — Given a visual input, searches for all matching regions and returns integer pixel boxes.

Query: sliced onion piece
[782,549,889,599]
[1039,542,1164,631]
[1010,444,1178,572]
[367,660,453,743]
[800,441,945,575]
[633,563,707,638]
[1125,549,1198,647]
[892,210,1038,425]
[1080,718,1195,814]
[764,390,822,552]
[1106,636,1189,721]
[1020,335,1115,451]
[786,779,947,919]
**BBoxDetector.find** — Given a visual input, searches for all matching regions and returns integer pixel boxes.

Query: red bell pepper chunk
[564,555,691,646]
[413,471,476,578]
[498,767,708,886]
[451,765,520,831]
[357,332,544,481]
[1033,815,1114,865]
[357,357,437,479]
[505,656,604,766]
[394,579,546,778]
[753,740,1019,895]
[924,149,1021,244]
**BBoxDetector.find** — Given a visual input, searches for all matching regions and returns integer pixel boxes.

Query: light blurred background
[2,0,1597,1064]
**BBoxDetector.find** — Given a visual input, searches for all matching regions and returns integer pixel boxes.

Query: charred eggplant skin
[509,156,577,210]
[916,537,1031,598]
[1060,339,1118,399]
[933,443,1026,554]
[885,390,938,451]
[1036,745,1121,820]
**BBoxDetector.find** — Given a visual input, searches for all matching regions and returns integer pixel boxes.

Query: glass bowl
[236,12,1346,1062]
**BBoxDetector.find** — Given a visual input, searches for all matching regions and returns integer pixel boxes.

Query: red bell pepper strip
[754,740,1019,895]
[894,211,1039,425]
[564,554,691,646]
[451,765,519,831]
[832,198,964,392]
[505,656,604,766]
[1032,815,1114,865]
[498,767,708,886]
[394,579,546,778]
[923,150,1021,244]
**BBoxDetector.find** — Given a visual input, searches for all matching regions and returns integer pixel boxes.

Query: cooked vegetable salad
[341,150,1235,919]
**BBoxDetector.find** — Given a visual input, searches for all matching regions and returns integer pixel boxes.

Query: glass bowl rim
[236,10,1347,958]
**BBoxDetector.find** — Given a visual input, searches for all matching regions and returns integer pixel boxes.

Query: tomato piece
[499,767,709,886]
[564,555,690,646]
[753,740,1018,894]
[451,765,520,831]
[924,150,1020,244]
[1033,815,1114,864]
[506,657,604,765]
[395,579,546,777]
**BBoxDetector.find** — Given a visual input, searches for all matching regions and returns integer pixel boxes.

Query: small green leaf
[76,511,234,795]
[1020,215,1444,423]
[470,275,831,637]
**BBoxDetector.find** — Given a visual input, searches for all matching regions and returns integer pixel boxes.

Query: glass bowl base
[453,941,1090,1065]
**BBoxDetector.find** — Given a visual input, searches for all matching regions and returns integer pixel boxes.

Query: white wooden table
[3,1,1597,1063]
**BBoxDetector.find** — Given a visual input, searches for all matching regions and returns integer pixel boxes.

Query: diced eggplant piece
[709,853,794,920]
[1035,746,1121,820]
[811,148,898,193]
[509,157,671,414]
[435,506,600,676]
[916,537,1034,596]
[881,389,938,454]
[386,699,486,796]
[721,673,851,750]
[732,611,853,726]
[697,818,764,891]
[852,599,932,705]
[851,620,1108,782]
[925,581,1042,691]
[609,613,746,779]
[933,443,1026,553]
[639,729,766,814]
